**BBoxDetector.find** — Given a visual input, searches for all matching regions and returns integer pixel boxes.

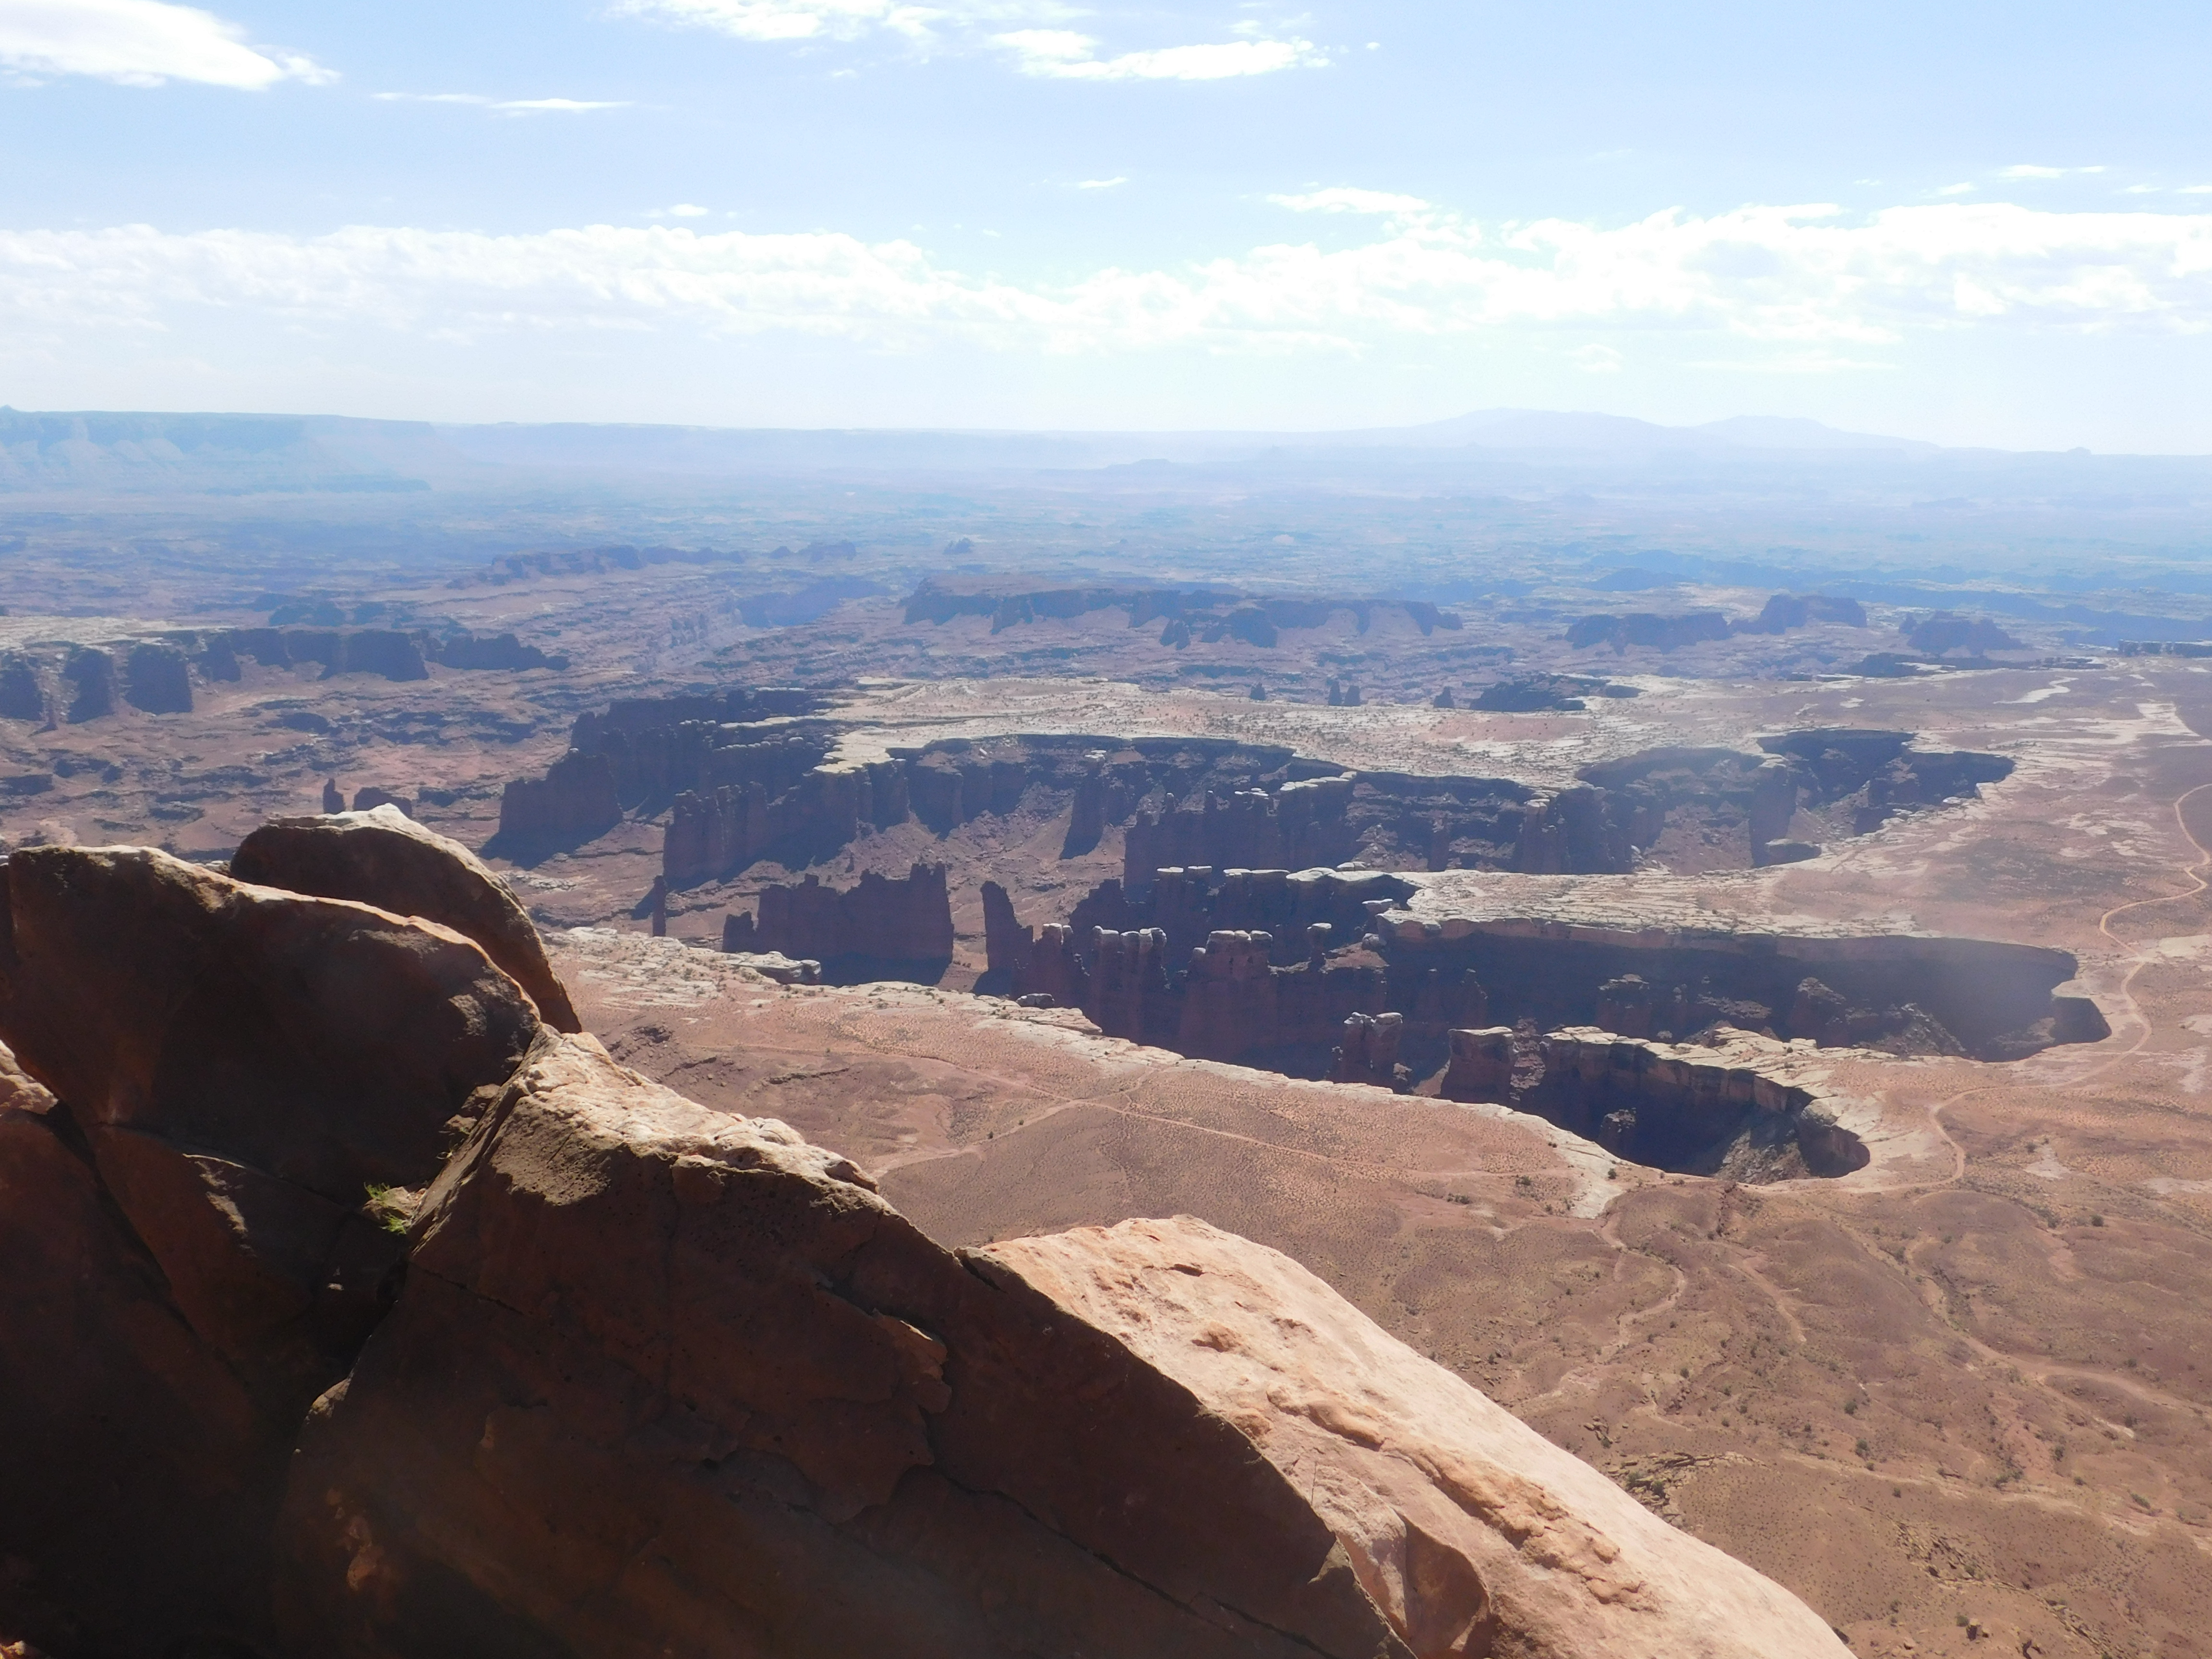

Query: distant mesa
[1569,595,1867,652]
[1903,613,2023,655]
[0,623,576,732]
[1740,593,1868,634]
[1565,611,1731,652]
[489,692,2021,897]
[1473,673,1637,712]
[904,578,1458,644]
[432,630,561,672]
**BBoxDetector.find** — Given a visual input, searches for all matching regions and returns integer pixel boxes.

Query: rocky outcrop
[1075,866,1413,964]
[322,628,428,681]
[569,686,830,805]
[721,862,954,980]
[1512,785,1632,873]
[667,756,896,883]
[0,845,540,1654]
[275,1033,1414,1658]
[1332,1011,1406,1088]
[122,640,192,713]
[1125,778,1358,883]
[997,1217,1851,1659]
[1439,1026,1515,1102]
[980,877,1033,990]
[0,836,1848,1659]
[993,878,1396,1069]
[0,655,46,723]
[61,646,115,722]
[431,630,559,671]
[232,804,582,1032]
[493,748,621,854]
[1005,860,2103,1090]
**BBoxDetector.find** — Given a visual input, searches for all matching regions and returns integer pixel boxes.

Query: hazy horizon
[1,0,2207,451]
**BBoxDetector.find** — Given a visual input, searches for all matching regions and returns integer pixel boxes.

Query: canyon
[1,443,2210,1659]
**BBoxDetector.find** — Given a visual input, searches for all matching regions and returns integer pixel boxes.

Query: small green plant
[361,1184,411,1237]
[1856,1439,1871,1459]
[1844,1399,1859,1415]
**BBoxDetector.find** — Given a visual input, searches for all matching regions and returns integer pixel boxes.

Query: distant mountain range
[0,405,2173,496]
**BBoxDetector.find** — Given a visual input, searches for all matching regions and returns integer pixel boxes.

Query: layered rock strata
[985,865,2104,1120]
[1518,1027,1870,1180]
[485,687,2017,887]
[493,748,622,854]
[721,861,954,980]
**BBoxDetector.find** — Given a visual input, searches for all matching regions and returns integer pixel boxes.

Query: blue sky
[0,0,2207,448]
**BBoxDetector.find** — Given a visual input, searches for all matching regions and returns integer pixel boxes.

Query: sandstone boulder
[992,1217,1850,1659]
[232,804,582,1031]
[0,844,540,1410]
[0,1096,278,1655]
[0,852,539,1656]
[276,1032,1409,1659]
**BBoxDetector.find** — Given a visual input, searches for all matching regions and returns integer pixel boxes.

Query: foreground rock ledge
[0,832,1846,1658]
[279,1030,1844,1659]
[993,1217,1846,1658]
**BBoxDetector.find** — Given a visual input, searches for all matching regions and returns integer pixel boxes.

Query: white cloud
[374,92,628,113]
[993,29,1322,79]
[1936,182,1975,196]
[2001,164,2105,179]
[1272,187,1431,216]
[2,202,2207,361]
[1571,342,1621,373]
[497,96,629,112]
[1075,177,1127,190]
[622,0,1063,46]
[2183,185,2212,196]
[623,0,1320,79]
[0,0,329,88]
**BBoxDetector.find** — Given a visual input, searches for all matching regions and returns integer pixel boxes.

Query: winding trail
[2077,779,2212,1076]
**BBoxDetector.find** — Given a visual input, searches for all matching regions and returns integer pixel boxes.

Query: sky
[0,0,2207,449]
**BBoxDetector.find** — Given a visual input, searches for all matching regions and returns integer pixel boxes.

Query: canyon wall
[986,865,2105,1110]
[0,625,572,731]
[722,861,954,979]
[1517,1028,1871,1181]
[483,689,2019,890]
